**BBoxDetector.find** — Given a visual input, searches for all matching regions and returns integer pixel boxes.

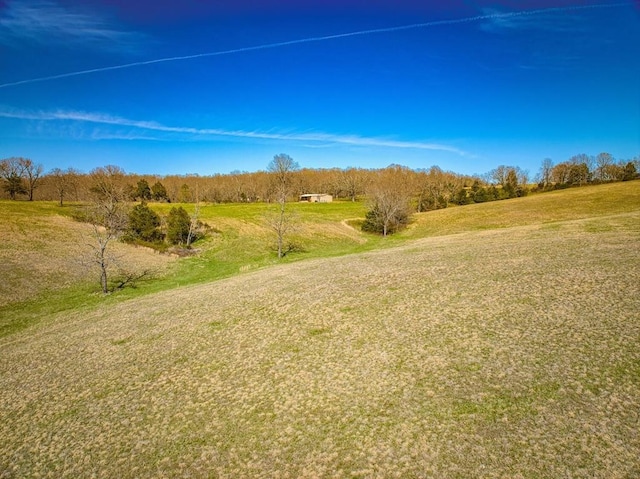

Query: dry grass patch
[0,202,175,306]
[407,180,640,238]
[1,210,638,478]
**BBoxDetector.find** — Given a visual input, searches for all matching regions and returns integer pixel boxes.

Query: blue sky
[0,0,638,177]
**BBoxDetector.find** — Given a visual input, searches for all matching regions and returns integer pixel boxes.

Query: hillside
[1,182,639,477]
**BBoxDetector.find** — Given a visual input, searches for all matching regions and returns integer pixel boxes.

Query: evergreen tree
[126,203,163,242]
[3,172,27,200]
[136,179,152,201]
[151,181,168,201]
[166,206,192,245]
[622,162,637,181]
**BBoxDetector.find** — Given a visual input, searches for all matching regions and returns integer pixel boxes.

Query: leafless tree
[363,166,412,237]
[338,167,368,202]
[538,158,554,187]
[19,158,43,201]
[49,167,79,206]
[550,162,570,185]
[186,184,203,248]
[595,152,615,181]
[267,153,299,258]
[85,166,130,293]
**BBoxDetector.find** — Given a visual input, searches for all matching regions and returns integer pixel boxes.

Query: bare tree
[551,162,571,185]
[49,167,79,206]
[595,152,615,181]
[18,158,43,201]
[85,166,130,294]
[0,157,26,200]
[363,166,412,237]
[489,165,509,186]
[538,158,554,187]
[86,204,128,294]
[338,167,367,202]
[267,153,299,258]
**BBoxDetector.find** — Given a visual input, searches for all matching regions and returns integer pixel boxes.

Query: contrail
[0,2,627,89]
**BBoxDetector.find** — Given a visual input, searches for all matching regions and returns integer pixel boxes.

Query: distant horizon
[1,1,638,178]
[4,150,638,187]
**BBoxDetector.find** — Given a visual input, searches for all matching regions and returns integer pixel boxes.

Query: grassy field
[1,182,639,477]
[0,199,372,336]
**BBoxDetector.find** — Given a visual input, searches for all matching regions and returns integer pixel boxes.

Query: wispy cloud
[0,107,466,155]
[0,0,142,50]
[479,2,627,33]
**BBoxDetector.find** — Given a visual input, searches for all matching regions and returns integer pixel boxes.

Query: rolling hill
[1,182,639,477]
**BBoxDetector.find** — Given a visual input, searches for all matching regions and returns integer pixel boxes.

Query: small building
[299,193,333,203]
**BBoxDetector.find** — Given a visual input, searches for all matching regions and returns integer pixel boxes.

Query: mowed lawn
[1,182,639,478]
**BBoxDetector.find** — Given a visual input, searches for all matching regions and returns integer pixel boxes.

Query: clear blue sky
[0,0,638,177]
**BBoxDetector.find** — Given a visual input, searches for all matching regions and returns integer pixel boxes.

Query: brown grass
[1,209,638,478]
[406,180,640,238]
[0,203,175,306]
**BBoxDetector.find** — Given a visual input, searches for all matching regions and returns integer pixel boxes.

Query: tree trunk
[100,262,108,294]
[277,200,285,258]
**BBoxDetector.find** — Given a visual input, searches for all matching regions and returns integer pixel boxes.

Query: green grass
[139,200,382,291]
[2,182,639,338]
[0,200,373,338]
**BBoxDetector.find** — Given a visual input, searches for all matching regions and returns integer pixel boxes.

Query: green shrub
[126,203,163,243]
[166,206,192,245]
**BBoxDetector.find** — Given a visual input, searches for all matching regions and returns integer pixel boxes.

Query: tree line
[2,153,636,206]
[537,153,638,189]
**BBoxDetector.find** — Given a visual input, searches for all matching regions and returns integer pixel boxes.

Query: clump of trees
[414,166,461,212]
[122,202,207,248]
[70,166,209,293]
[3,151,638,204]
[451,165,529,206]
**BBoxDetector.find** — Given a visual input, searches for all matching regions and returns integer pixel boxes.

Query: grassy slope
[405,180,640,238]
[0,201,177,336]
[1,182,639,477]
[0,200,371,336]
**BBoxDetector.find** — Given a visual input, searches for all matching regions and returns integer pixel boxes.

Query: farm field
[1,182,639,477]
